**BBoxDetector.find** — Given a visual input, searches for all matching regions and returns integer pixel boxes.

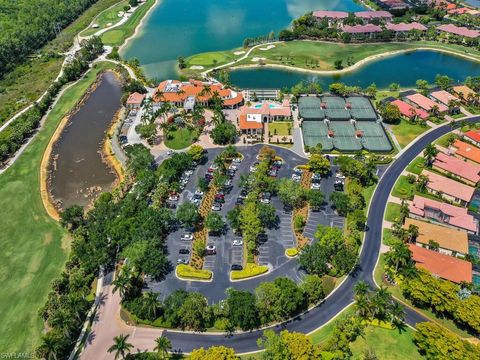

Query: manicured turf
[80,0,128,37]
[350,326,422,359]
[390,119,430,148]
[308,304,355,345]
[185,50,238,68]
[391,176,414,200]
[101,0,156,46]
[385,202,401,223]
[383,228,398,246]
[164,127,198,149]
[268,122,292,136]
[405,157,425,175]
[0,62,116,353]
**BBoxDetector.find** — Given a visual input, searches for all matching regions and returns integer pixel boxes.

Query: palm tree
[423,144,438,166]
[385,242,412,273]
[199,84,212,98]
[389,302,406,329]
[143,291,161,321]
[154,336,172,359]
[108,334,134,360]
[354,280,369,300]
[399,202,409,223]
[112,272,130,299]
[35,333,61,360]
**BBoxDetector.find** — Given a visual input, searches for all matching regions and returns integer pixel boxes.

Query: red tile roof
[391,99,429,120]
[239,114,263,130]
[406,93,448,112]
[465,130,480,144]
[452,139,480,164]
[421,169,475,203]
[430,90,459,106]
[433,152,480,184]
[409,244,472,283]
[126,92,145,105]
[452,85,476,101]
[355,11,393,19]
[437,24,480,38]
[343,24,383,34]
[386,22,427,32]
[313,10,348,19]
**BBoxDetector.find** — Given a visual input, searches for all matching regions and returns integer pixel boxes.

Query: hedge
[285,248,299,257]
[231,263,268,280]
[176,264,212,280]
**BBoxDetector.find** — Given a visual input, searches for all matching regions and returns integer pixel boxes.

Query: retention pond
[48,71,122,209]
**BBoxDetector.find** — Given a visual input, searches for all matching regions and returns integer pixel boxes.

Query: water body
[49,72,122,209]
[463,0,480,8]
[229,50,480,89]
[122,0,364,79]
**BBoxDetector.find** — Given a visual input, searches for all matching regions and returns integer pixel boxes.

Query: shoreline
[208,45,480,76]
[120,0,160,53]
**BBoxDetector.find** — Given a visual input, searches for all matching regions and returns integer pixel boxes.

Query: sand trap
[190,65,204,70]
[234,51,245,55]
[106,22,112,27]
[259,45,275,51]
[251,57,266,62]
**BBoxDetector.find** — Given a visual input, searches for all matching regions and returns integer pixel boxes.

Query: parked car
[205,173,213,180]
[233,157,242,163]
[177,258,189,264]
[181,233,194,241]
[119,135,128,144]
[249,165,257,173]
[334,181,344,191]
[283,204,293,213]
[312,173,322,181]
[168,194,179,201]
[239,189,248,199]
[233,239,243,246]
[268,169,277,177]
[311,183,321,190]
[212,203,222,211]
[235,197,244,205]
[206,244,216,255]
[229,164,238,171]
[291,174,301,182]
[294,168,303,175]
[224,179,233,188]
[231,264,243,271]
[179,249,190,255]
[335,172,345,180]
[215,194,225,203]
[194,190,204,197]
[273,160,283,167]
[167,150,174,156]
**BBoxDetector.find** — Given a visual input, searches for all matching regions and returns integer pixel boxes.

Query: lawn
[101,0,156,46]
[405,157,425,175]
[0,62,116,353]
[385,202,401,223]
[268,122,292,136]
[383,228,398,246]
[164,127,199,149]
[391,175,414,200]
[308,304,355,345]
[80,0,128,37]
[390,119,430,148]
[350,326,422,360]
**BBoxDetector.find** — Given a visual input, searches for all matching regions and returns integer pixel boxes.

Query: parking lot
[147,145,349,301]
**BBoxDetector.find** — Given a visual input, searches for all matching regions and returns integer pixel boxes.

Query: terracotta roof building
[429,90,460,106]
[409,244,472,283]
[464,130,480,147]
[313,10,349,20]
[342,24,383,34]
[421,169,475,206]
[436,24,480,39]
[385,22,427,32]
[451,139,480,165]
[153,79,243,110]
[432,152,480,186]
[405,93,448,113]
[355,10,393,21]
[408,195,478,233]
[391,99,429,120]
[452,85,477,102]
[126,92,146,108]
[238,101,291,135]
[404,218,469,256]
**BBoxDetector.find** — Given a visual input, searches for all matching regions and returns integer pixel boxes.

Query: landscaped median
[230,263,269,281]
[285,248,299,258]
[176,264,213,281]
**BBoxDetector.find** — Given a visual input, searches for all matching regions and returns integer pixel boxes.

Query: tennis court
[356,121,393,152]
[329,121,362,151]
[347,96,378,121]
[323,96,351,120]
[298,96,325,120]
[302,121,333,150]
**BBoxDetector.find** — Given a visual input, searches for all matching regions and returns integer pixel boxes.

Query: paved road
[81,118,480,358]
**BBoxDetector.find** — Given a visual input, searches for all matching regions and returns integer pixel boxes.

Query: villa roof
[465,130,480,144]
[354,10,393,19]
[240,102,291,117]
[391,99,429,120]
[385,22,427,32]
[436,24,480,38]
[313,10,349,19]
[433,152,480,183]
[408,195,478,233]
[404,218,469,254]
[342,24,383,34]
[430,90,459,106]
[409,244,472,283]
[405,93,448,112]
[126,92,145,105]
[239,114,263,130]
[421,169,475,203]
[452,85,476,101]
[452,139,480,164]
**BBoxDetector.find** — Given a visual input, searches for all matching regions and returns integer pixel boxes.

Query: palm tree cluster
[353,281,406,330]
[107,332,172,359]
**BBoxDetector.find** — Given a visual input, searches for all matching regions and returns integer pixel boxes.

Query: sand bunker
[259,45,275,51]
[190,65,204,70]
[234,51,245,55]
[251,57,266,62]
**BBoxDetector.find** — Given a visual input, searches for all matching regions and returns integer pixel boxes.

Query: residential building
[429,90,460,109]
[464,130,480,147]
[153,79,243,110]
[436,24,480,39]
[408,195,478,234]
[452,85,477,103]
[409,244,472,283]
[390,99,429,121]
[432,152,480,186]
[126,92,145,109]
[385,22,427,34]
[451,139,480,165]
[342,24,383,37]
[404,218,469,257]
[405,93,448,113]
[238,101,291,137]
[354,10,393,21]
[313,10,349,25]
[421,169,475,206]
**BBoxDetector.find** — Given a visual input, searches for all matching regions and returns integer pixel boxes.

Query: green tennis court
[330,121,362,151]
[302,121,333,150]
[347,96,378,121]
[357,121,393,152]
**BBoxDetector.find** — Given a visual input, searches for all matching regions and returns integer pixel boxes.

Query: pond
[122,0,364,80]
[48,72,122,209]
[229,50,480,89]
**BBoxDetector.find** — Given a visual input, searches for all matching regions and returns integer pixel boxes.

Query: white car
[181,233,194,241]
[168,194,179,201]
[233,239,243,246]
[184,170,194,176]
[233,157,242,163]
[229,164,238,171]
[260,198,270,204]
[311,183,321,190]
[249,166,257,172]
[335,172,346,180]
[194,190,204,197]
[210,164,219,170]
[291,174,301,181]
[167,150,174,156]
[177,258,189,264]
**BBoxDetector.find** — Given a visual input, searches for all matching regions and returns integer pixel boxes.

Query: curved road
[81,117,480,358]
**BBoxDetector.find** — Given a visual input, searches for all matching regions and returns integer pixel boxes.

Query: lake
[48,72,122,209]
[229,50,480,89]
[122,0,364,80]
